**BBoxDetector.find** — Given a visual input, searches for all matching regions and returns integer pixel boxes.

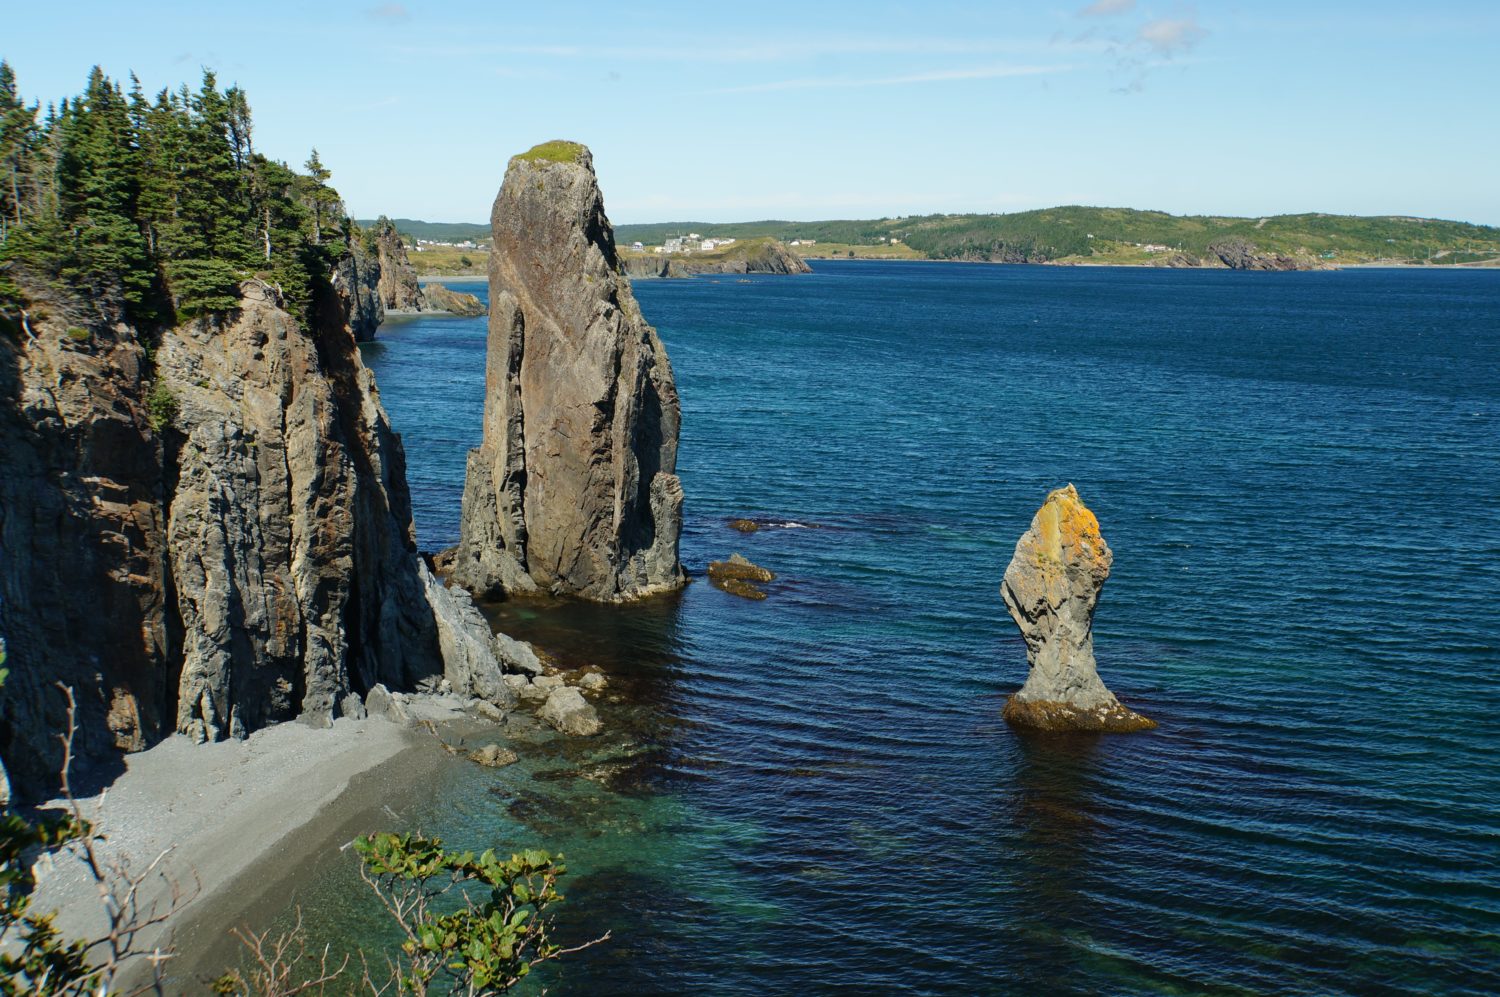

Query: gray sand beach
[29,702,477,988]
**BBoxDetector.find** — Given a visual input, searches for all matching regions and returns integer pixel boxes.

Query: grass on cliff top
[619,236,790,262]
[512,140,586,166]
[408,244,487,276]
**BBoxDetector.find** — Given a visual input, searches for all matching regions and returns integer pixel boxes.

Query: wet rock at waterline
[468,743,520,767]
[999,484,1155,733]
[538,686,602,736]
[708,553,775,600]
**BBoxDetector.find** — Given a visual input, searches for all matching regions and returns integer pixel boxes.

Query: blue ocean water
[342,262,1500,995]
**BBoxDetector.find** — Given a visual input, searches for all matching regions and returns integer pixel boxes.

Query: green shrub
[146,382,178,433]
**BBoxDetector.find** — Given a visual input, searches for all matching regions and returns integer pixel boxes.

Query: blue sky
[6,2,1499,225]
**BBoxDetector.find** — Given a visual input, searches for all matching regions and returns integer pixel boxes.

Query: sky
[6,1,1499,226]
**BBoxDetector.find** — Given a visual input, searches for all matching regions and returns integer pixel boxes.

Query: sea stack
[452,141,685,601]
[1000,484,1155,732]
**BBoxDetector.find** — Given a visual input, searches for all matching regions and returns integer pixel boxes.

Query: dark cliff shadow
[0,314,153,801]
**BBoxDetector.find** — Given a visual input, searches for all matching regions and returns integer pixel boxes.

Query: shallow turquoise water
[323,262,1500,995]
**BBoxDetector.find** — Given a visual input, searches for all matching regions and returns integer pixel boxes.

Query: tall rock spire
[1000,484,1156,732]
[452,141,685,602]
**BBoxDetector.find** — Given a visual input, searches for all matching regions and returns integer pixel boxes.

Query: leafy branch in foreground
[217,833,608,996]
[356,832,607,995]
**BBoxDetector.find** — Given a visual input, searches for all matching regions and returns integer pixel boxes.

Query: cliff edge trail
[451,141,685,602]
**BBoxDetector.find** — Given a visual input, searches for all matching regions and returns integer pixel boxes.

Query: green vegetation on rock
[511,140,586,166]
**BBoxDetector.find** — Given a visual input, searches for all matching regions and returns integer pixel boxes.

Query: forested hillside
[613,209,1500,265]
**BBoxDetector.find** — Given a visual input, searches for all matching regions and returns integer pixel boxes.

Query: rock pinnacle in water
[451,141,685,601]
[1000,484,1155,732]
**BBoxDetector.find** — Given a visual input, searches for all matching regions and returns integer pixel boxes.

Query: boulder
[538,686,602,736]
[468,743,519,767]
[578,671,608,692]
[999,484,1155,733]
[707,553,775,599]
[451,141,685,602]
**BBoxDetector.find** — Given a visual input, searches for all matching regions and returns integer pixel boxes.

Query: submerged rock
[728,518,761,533]
[999,484,1155,733]
[452,140,685,602]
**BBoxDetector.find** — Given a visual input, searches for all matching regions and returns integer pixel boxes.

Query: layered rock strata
[1000,484,1155,733]
[452,141,685,602]
[0,275,527,797]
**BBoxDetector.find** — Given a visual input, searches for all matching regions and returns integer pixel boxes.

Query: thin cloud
[392,36,1105,64]
[1078,0,1135,16]
[707,64,1071,95]
[1136,15,1207,56]
[369,3,410,21]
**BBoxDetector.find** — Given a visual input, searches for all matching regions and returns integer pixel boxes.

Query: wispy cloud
[391,36,1106,64]
[706,64,1072,95]
[1136,15,1207,56]
[368,3,409,21]
[1078,0,1135,16]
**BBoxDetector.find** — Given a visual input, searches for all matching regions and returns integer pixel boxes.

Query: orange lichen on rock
[1000,483,1154,734]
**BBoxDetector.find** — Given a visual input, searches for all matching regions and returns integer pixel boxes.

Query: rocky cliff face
[1206,237,1325,271]
[622,240,812,279]
[451,141,684,602]
[999,484,1154,732]
[0,274,524,798]
[375,225,422,311]
[0,284,170,794]
[373,225,485,316]
[329,239,385,342]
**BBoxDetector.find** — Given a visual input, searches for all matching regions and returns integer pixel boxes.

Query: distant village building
[701,239,718,251]
[632,241,645,250]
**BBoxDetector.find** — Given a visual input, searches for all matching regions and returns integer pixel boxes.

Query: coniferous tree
[0,61,37,243]
[1,64,356,325]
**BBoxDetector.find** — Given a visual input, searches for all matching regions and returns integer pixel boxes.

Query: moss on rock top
[512,140,587,166]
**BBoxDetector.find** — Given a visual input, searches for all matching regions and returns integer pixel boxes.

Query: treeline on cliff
[0,62,353,328]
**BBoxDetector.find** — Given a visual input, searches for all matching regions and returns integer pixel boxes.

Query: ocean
[302,261,1500,995]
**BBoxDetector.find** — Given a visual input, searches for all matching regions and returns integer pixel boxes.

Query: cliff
[329,238,386,342]
[999,485,1154,733]
[0,272,523,798]
[1206,237,1327,271]
[375,223,422,311]
[622,238,811,279]
[372,222,485,317]
[451,140,685,602]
